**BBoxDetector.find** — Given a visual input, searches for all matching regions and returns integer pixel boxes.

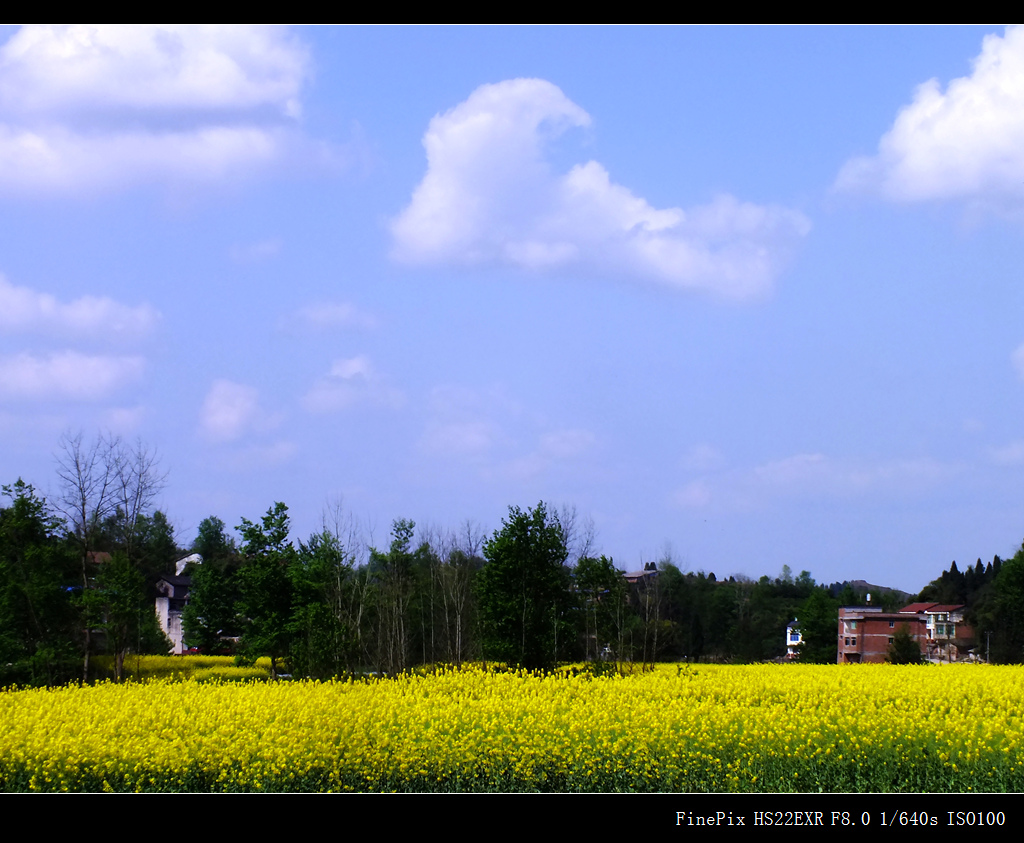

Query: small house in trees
[785,620,802,659]
[155,573,191,654]
[623,561,658,585]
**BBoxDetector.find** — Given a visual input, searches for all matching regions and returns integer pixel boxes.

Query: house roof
[900,602,965,614]
[156,574,191,600]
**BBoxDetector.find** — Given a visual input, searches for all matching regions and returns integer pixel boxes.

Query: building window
[888,637,894,644]
[889,621,895,628]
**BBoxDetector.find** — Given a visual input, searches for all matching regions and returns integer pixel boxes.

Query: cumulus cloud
[0,25,315,193]
[302,355,403,414]
[0,351,144,400]
[0,273,159,338]
[199,379,262,442]
[392,78,810,299]
[836,26,1024,207]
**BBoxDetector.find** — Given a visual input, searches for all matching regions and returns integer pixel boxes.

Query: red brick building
[838,607,926,663]
[837,603,975,663]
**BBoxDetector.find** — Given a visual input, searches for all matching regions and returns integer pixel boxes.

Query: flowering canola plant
[1,664,1021,792]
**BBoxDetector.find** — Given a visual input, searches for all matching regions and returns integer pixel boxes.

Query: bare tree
[110,438,167,566]
[53,431,166,679]
[558,503,597,565]
[54,432,118,680]
[54,432,118,566]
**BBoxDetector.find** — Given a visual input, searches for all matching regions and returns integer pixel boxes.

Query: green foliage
[289,529,359,679]
[192,516,237,569]
[236,503,295,677]
[93,551,154,680]
[0,480,80,685]
[182,561,237,653]
[477,502,571,670]
[797,588,839,663]
[975,544,1024,663]
[575,555,626,662]
[886,623,923,665]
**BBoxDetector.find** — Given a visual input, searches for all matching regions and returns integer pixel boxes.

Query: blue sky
[3,25,1024,592]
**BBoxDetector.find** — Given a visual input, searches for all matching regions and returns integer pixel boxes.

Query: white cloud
[672,480,711,509]
[0,273,159,338]
[836,26,1024,207]
[392,78,810,299]
[1012,342,1024,379]
[229,238,283,264]
[302,355,403,414]
[224,440,297,471]
[419,420,500,457]
[990,440,1024,465]
[538,428,597,459]
[416,385,520,459]
[0,25,314,192]
[0,351,144,400]
[287,301,378,332]
[673,451,955,512]
[102,404,148,433]
[505,427,598,481]
[680,443,723,472]
[199,379,261,442]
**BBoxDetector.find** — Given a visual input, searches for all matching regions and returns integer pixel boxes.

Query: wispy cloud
[1012,342,1024,379]
[229,237,283,264]
[0,351,144,400]
[0,273,159,339]
[672,451,957,511]
[285,301,378,332]
[199,379,264,442]
[392,78,810,299]
[301,355,403,414]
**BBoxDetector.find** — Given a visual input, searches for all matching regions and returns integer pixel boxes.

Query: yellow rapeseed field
[1,663,1021,792]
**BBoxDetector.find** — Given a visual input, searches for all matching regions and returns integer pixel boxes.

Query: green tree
[182,561,237,653]
[192,516,236,568]
[236,503,295,678]
[182,516,240,654]
[575,555,626,663]
[477,502,571,670]
[367,519,419,675]
[289,528,359,679]
[797,587,839,663]
[886,623,923,665]
[974,543,1024,663]
[0,480,79,685]
[93,551,152,681]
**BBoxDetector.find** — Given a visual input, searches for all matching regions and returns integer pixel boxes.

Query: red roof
[900,602,964,613]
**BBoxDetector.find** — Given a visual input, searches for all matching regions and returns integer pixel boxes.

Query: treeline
[918,554,1024,663]
[6,433,1024,686]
